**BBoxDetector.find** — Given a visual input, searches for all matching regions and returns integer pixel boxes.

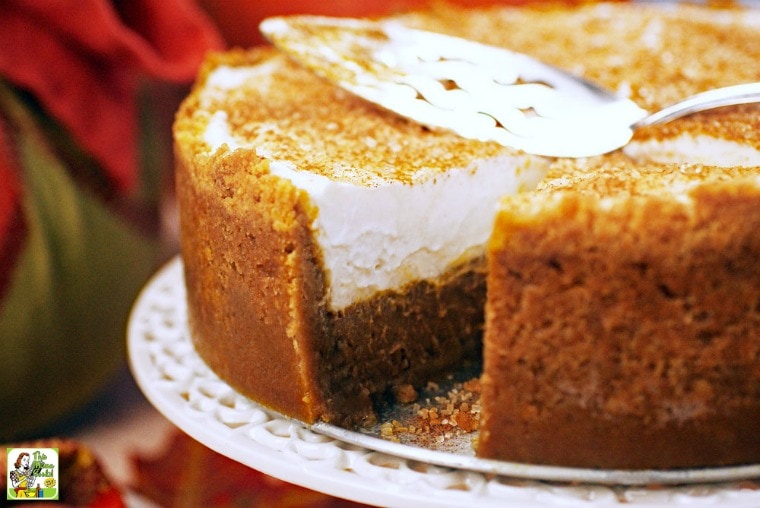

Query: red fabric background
[0,0,223,192]
[0,0,223,281]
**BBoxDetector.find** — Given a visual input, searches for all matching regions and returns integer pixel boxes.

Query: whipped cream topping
[267,156,547,309]
[204,94,547,309]
[625,135,760,168]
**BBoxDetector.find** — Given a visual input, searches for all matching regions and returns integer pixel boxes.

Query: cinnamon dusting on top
[396,3,760,148]
[192,3,760,185]
[401,3,759,110]
[540,152,760,198]
[197,50,509,186]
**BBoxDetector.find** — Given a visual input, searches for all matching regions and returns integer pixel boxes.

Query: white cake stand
[127,257,760,508]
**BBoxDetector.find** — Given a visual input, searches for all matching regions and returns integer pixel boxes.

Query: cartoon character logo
[6,448,57,501]
[9,452,39,498]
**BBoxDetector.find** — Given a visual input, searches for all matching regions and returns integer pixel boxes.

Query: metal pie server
[260,15,760,158]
